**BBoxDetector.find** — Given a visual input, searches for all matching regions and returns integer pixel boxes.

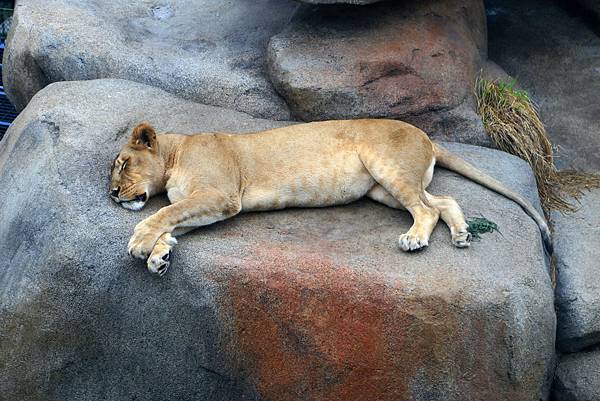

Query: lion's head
[109,123,165,210]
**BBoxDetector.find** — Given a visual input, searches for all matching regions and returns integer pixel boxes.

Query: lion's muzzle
[110,190,148,211]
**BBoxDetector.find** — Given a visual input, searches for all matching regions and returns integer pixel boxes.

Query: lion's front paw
[128,222,163,260]
[147,233,177,277]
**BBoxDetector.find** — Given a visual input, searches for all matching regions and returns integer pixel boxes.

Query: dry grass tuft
[475,77,600,217]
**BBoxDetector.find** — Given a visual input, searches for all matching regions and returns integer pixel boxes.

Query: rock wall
[553,191,600,353]
[553,350,600,401]
[487,0,600,171]
[487,0,600,398]
[268,0,487,143]
[3,0,490,144]
[551,190,600,401]
[3,0,299,119]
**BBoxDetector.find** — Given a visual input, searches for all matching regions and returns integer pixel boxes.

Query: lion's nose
[110,187,120,198]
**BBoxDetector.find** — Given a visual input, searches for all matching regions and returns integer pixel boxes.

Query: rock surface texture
[487,0,600,171]
[553,350,600,401]
[3,0,492,146]
[298,0,382,3]
[553,190,600,353]
[0,79,555,401]
[3,0,299,119]
[268,0,489,144]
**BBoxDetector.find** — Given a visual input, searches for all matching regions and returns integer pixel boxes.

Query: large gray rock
[487,0,600,171]
[553,350,600,401]
[3,0,298,119]
[268,0,490,145]
[553,190,600,352]
[0,79,555,401]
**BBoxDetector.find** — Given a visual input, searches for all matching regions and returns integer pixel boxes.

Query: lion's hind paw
[452,229,472,248]
[398,233,429,252]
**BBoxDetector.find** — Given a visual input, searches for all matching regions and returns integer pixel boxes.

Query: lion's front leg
[127,189,241,275]
[127,216,170,260]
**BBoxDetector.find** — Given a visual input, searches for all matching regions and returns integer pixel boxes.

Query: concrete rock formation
[3,0,298,119]
[553,190,600,353]
[0,79,555,401]
[3,0,491,145]
[268,0,488,144]
[487,0,600,171]
[553,350,600,401]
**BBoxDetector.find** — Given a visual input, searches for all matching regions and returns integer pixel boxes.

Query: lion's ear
[130,122,157,151]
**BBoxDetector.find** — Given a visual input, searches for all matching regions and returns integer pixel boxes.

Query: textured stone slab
[0,79,554,401]
[3,0,298,119]
[553,350,600,401]
[268,0,489,145]
[553,190,600,352]
[487,0,600,170]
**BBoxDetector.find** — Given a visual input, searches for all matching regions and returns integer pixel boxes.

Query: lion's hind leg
[367,185,403,209]
[424,192,472,248]
[397,199,440,251]
[361,152,439,251]
[366,176,472,250]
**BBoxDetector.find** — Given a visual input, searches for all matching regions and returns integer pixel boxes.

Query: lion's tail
[433,143,553,254]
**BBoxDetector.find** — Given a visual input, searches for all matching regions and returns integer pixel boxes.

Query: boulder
[2,0,298,119]
[553,350,600,401]
[553,190,600,352]
[0,79,555,401]
[487,0,600,171]
[268,0,490,145]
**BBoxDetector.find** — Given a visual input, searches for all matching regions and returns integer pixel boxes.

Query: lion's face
[110,123,165,211]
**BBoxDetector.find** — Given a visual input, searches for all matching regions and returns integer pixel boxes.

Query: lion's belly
[241,155,375,211]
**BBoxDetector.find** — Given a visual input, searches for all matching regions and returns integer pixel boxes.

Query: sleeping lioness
[110,120,552,276]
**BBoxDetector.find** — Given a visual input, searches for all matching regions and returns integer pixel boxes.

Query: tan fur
[110,119,552,275]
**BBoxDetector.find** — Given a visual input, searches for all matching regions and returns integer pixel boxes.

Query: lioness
[110,120,552,276]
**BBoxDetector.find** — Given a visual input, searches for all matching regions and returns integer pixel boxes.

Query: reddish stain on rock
[218,240,525,401]
[220,243,444,401]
